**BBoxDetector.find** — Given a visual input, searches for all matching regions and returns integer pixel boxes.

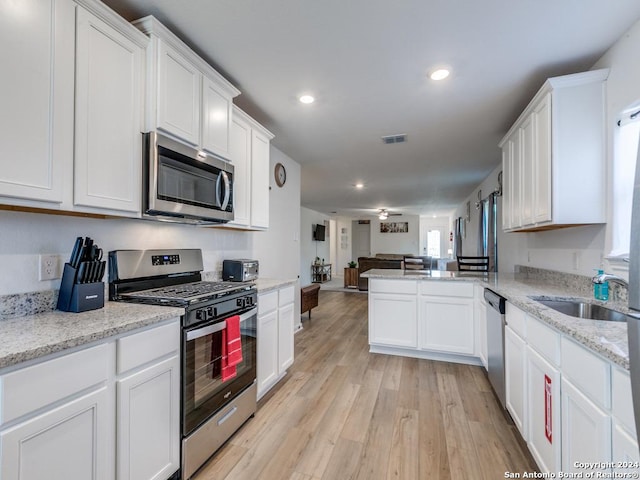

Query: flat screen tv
[314,224,326,241]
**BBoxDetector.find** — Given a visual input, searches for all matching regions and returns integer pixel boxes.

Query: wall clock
[274,162,286,187]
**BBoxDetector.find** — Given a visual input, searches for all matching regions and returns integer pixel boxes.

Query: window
[610,108,640,259]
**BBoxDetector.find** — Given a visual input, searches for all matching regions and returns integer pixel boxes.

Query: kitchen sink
[531,297,627,322]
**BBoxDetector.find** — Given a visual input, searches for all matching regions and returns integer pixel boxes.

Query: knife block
[57,263,104,313]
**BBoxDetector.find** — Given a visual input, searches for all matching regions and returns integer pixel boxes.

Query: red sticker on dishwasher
[544,374,552,444]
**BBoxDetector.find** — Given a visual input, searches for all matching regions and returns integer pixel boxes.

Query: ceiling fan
[378,209,402,220]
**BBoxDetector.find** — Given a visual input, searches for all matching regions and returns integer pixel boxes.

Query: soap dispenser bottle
[594,269,609,301]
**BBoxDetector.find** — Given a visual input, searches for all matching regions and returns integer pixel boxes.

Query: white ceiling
[104,0,640,219]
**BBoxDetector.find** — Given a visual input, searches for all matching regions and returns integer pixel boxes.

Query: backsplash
[0,290,58,320]
[515,265,628,303]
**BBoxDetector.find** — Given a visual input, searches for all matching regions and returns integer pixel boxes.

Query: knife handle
[77,262,86,284]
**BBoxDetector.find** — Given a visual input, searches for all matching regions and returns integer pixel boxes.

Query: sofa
[357,254,406,291]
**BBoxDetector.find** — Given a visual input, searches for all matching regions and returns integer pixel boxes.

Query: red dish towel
[221,315,242,382]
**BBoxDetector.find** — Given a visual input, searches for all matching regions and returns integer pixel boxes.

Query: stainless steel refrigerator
[627,151,640,440]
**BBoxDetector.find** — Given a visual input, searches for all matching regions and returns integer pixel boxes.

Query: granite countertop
[0,302,183,370]
[0,277,298,371]
[362,268,631,370]
[254,278,298,293]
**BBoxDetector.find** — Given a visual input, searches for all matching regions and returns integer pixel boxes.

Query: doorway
[352,220,371,260]
[420,223,447,259]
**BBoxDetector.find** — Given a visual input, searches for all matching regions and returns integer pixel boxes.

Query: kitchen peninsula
[362,267,638,475]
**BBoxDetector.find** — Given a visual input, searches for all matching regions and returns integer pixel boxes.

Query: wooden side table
[311,263,332,283]
[343,268,358,288]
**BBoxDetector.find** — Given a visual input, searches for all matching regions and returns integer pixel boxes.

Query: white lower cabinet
[505,325,527,437]
[370,293,418,348]
[419,295,474,354]
[561,378,611,473]
[526,346,561,474]
[257,285,295,399]
[116,321,180,480]
[1,386,111,480]
[0,318,180,480]
[506,302,639,476]
[368,279,478,363]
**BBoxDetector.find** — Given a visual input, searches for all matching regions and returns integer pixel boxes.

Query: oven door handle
[186,307,258,341]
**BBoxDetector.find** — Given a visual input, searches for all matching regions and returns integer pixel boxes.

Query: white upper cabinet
[499,69,608,232]
[134,16,240,160]
[0,0,147,217]
[157,41,201,146]
[74,2,147,214]
[0,0,75,205]
[227,106,274,230]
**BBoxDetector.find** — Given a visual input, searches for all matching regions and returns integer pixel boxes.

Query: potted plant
[344,261,358,288]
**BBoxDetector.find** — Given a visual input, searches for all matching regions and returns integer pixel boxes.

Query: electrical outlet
[39,254,60,281]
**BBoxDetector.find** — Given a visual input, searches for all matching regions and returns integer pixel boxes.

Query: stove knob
[195,309,204,321]
[236,298,245,308]
[207,306,214,318]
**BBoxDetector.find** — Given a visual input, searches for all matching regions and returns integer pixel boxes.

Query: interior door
[352,221,371,260]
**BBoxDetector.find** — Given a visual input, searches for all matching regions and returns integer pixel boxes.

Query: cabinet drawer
[506,302,527,339]
[561,336,610,409]
[0,343,109,424]
[420,281,473,298]
[117,319,180,374]
[612,366,636,436]
[259,291,278,315]
[370,279,417,295]
[279,285,295,307]
[527,316,560,365]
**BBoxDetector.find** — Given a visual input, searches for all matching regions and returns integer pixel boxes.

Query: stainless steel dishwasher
[485,288,507,409]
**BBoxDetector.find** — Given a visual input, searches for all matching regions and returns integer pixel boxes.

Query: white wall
[370,215,420,256]
[0,145,302,301]
[454,19,640,276]
[299,207,331,286]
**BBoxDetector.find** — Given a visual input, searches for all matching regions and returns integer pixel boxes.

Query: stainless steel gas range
[109,249,257,480]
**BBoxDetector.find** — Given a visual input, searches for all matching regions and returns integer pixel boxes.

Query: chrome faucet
[592,272,629,288]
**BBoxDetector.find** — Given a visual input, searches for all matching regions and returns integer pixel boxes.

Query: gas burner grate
[123,281,249,303]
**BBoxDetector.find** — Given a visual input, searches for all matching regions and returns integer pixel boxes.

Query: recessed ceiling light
[299,94,315,104]
[355,183,364,189]
[429,68,450,81]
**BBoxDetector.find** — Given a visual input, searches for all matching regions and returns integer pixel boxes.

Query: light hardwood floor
[194,290,537,480]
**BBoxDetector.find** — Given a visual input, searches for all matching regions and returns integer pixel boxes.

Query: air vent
[381,134,407,145]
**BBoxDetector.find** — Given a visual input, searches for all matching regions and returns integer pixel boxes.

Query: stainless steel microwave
[143,132,234,224]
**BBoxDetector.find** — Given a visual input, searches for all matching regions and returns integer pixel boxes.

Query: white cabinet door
[250,129,271,229]
[520,115,535,226]
[511,130,522,228]
[74,7,143,214]
[561,378,611,473]
[613,423,640,472]
[257,309,279,397]
[420,296,474,354]
[201,75,231,159]
[157,41,201,145]
[0,0,74,204]
[505,326,527,438]
[527,346,561,474]
[533,93,552,224]
[278,302,295,372]
[117,355,180,480]
[502,139,513,230]
[228,114,251,227]
[369,294,418,348]
[0,386,111,480]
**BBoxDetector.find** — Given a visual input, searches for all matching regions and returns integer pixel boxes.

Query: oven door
[145,132,234,223]
[183,307,256,436]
